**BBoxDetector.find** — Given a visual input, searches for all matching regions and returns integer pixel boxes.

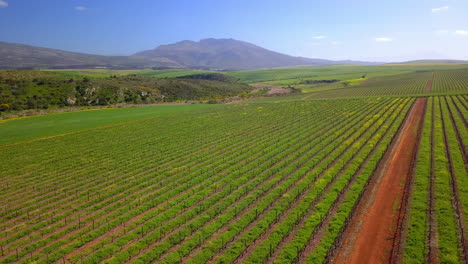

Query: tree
[0,103,9,111]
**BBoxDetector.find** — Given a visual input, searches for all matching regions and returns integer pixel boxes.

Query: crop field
[228,64,468,83]
[0,104,218,145]
[0,96,411,263]
[433,69,468,94]
[403,95,468,263]
[303,71,431,99]
[46,69,216,79]
[299,69,468,100]
[1,65,468,264]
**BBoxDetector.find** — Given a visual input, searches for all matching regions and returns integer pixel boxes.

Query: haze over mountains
[0,38,385,70]
[0,42,174,69]
[134,38,382,70]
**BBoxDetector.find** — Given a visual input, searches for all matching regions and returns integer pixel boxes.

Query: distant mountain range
[0,42,174,69]
[133,38,382,70]
[0,38,416,70]
[391,59,468,64]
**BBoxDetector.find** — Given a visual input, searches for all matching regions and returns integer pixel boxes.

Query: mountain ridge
[134,38,383,70]
[0,38,386,70]
[388,59,468,64]
[0,41,180,69]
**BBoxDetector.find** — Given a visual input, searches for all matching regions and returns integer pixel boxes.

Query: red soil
[252,85,290,95]
[426,72,434,93]
[331,98,427,264]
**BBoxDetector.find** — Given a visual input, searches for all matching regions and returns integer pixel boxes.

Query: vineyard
[302,69,468,99]
[0,96,411,263]
[0,65,468,264]
[432,70,468,93]
[402,95,468,263]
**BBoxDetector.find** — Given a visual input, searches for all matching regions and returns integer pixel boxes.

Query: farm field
[296,68,468,100]
[0,104,218,145]
[228,64,468,83]
[402,95,468,264]
[4,0,468,262]
[45,69,216,78]
[1,65,468,264]
[0,96,412,263]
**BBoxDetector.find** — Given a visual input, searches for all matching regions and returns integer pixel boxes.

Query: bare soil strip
[426,72,434,93]
[331,98,427,264]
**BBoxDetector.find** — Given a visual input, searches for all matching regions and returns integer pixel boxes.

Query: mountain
[0,39,381,70]
[0,42,180,69]
[134,39,381,70]
[394,59,468,64]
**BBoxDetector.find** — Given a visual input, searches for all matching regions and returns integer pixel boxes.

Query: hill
[0,70,251,111]
[0,42,179,69]
[0,39,381,70]
[391,59,468,65]
[134,38,381,70]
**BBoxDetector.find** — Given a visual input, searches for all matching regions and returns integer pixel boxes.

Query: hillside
[134,38,381,70]
[391,59,468,64]
[1,39,382,70]
[0,71,251,111]
[0,42,179,69]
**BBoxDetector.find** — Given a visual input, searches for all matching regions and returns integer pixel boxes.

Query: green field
[1,64,468,264]
[228,64,468,83]
[403,95,468,263]
[0,104,217,145]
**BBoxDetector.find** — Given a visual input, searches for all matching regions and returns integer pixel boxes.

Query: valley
[1,62,467,263]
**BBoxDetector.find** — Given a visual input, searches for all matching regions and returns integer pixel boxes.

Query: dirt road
[331,98,427,264]
[426,72,434,93]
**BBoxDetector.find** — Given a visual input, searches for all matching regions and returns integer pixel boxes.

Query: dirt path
[252,85,290,95]
[331,98,427,264]
[426,72,434,93]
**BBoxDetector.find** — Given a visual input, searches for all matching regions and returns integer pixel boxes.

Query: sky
[0,0,467,62]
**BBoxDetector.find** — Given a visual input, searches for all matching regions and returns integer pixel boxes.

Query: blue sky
[0,0,467,61]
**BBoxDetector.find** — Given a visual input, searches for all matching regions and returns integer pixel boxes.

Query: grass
[0,104,218,145]
[402,98,431,263]
[134,69,216,78]
[227,64,468,83]
[46,69,218,79]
